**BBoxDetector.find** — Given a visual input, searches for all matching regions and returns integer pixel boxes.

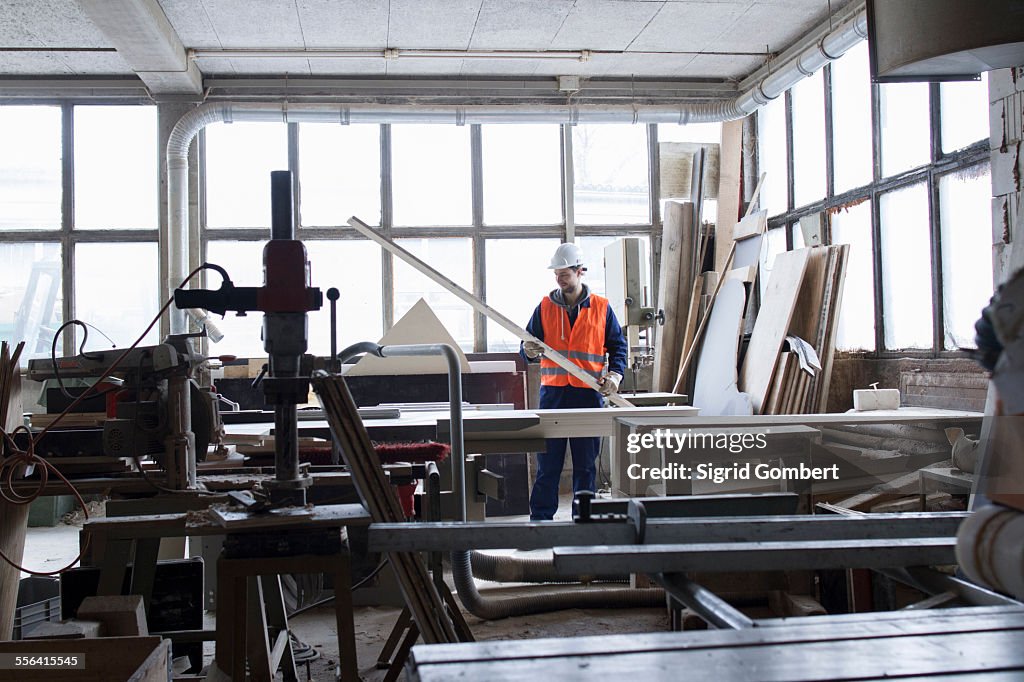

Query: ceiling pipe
[166,9,866,333]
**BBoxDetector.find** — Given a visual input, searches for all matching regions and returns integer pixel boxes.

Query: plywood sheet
[692,279,748,416]
[348,298,470,376]
[739,248,811,414]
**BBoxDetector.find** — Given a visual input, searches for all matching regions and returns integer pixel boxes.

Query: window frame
[760,71,989,358]
[200,120,664,353]
[0,100,160,360]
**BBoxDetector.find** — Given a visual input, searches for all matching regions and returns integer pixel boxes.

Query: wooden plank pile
[745,244,849,415]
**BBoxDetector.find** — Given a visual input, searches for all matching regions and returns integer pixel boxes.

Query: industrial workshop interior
[1,0,1024,680]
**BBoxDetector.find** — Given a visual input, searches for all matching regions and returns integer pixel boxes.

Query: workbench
[83,503,369,682]
[407,605,1024,680]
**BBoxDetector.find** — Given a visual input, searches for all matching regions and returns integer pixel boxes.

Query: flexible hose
[469,550,627,584]
[452,551,664,620]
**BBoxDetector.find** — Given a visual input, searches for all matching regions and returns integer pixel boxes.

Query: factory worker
[520,242,628,520]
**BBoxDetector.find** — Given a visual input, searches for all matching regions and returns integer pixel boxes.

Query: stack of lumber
[740,244,849,415]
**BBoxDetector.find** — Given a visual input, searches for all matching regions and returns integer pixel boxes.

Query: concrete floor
[20,494,669,681]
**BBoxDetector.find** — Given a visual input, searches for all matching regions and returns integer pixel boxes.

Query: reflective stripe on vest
[539,294,608,388]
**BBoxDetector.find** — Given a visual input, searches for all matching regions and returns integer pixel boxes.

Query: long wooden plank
[653,200,697,392]
[348,216,633,408]
[739,248,812,414]
[815,244,849,413]
[714,119,743,273]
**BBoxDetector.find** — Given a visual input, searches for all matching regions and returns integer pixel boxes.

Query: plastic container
[12,576,61,640]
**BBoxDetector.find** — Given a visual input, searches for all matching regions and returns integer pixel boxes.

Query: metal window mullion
[61,102,75,357]
[380,123,394,333]
[928,168,943,356]
[562,124,574,242]
[871,188,885,353]
[870,79,884,352]
[928,83,944,355]
[784,89,795,250]
[823,63,836,208]
[648,123,662,300]
[648,123,659,226]
[198,127,208,284]
[470,124,486,352]
[288,121,300,231]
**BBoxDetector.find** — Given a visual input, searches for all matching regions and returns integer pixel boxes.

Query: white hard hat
[548,243,585,269]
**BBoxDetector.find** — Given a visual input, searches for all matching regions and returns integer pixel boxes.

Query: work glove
[599,371,622,396]
[523,340,545,359]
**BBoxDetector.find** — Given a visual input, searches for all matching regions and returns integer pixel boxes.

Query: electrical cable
[285,558,390,618]
[0,265,214,576]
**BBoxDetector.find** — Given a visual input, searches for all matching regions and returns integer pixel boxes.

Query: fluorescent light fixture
[189,48,591,62]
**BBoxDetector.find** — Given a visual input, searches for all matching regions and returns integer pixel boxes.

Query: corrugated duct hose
[451,550,666,619]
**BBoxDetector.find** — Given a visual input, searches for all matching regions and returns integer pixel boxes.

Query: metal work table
[407,605,1024,681]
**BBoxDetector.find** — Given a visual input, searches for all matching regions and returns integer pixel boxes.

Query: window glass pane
[393,238,473,350]
[879,183,933,349]
[791,70,826,207]
[205,241,266,358]
[74,106,157,230]
[880,82,931,177]
[759,226,787,302]
[306,240,383,354]
[299,124,381,227]
[830,42,873,193]
[0,106,62,231]
[205,122,288,229]
[831,200,875,351]
[757,96,788,217]
[75,243,159,350]
[485,238,560,352]
[572,124,649,225]
[392,125,471,227]
[941,73,989,154]
[482,125,562,225]
[939,164,993,349]
[0,243,62,365]
[658,122,721,144]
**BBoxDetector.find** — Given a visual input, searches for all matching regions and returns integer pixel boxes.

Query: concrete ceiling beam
[76,0,202,96]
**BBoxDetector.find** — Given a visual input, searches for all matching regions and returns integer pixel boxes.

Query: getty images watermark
[624,428,839,483]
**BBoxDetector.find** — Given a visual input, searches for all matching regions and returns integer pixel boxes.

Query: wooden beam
[348,217,633,408]
[715,119,743,274]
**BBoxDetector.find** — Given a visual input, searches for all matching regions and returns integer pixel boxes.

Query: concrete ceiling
[0,0,856,95]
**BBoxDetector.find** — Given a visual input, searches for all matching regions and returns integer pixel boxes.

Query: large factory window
[0,104,164,365]
[757,38,990,357]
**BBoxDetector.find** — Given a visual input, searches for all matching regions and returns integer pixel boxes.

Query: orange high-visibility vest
[539,295,608,388]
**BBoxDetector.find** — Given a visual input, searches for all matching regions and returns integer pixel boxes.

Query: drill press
[175,170,323,506]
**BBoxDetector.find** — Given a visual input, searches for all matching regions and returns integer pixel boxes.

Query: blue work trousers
[530,385,604,520]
